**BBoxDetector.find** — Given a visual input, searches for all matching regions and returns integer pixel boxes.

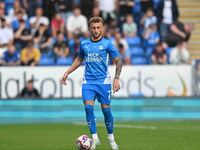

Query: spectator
[29,7,49,33]
[151,42,167,64]
[23,0,44,17]
[69,33,81,59]
[122,14,137,37]
[105,19,119,40]
[1,43,20,66]
[169,42,190,64]
[97,0,117,25]
[51,12,65,37]
[157,0,179,40]
[55,0,73,15]
[165,21,194,47]
[53,32,70,58]
[152,0,162,13]
[118,43,131,65]
[0,1,4,16]
[54,0,73,24]
[132,0,153,28]
[143,23,160,48]
[66,6,88,39]
[54,40,70,58]
[132,0,142,27]
[33,23,52,54]
[113,31,129,53]
[112,31,131,64]
[20,40,41,66]
[0,1,11,24]
[73,0,82,6]
[141,0,153,13]
[53,32,67,44]
[19,79,40,98]
[43,0,56,21]
[14,19,32,50]
[80,0,96,18]
[118,0,134,23]
[140,8,157,30]
[0,1,5,12]
[11,10,29,31]
[0,17,14,57]
[8,0,27,23]
[91,6,101,18]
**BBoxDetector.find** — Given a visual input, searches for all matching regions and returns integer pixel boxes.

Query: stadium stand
[0,0,198,66]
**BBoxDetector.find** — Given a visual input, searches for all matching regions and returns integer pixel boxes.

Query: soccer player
[61,17,122,150]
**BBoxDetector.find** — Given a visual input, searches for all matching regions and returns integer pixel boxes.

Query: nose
[94,28,98,32]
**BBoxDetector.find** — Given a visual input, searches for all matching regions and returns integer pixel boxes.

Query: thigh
[82,84,96,102]
[96,84,111,105]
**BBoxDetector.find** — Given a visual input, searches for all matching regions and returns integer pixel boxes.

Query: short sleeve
[51,19,57,28]
[44,30,51,39]
[107,41,120,59]
[78,43,84,58]
[29,17,35,24]
[34,48,41,62]
[20,49,26,63]
[34,30,39,38]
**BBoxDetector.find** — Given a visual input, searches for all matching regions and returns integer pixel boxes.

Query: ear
[102,25,105,35]
[89,24,92,32]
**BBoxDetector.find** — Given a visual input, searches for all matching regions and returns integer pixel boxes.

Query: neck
[91,36,102,42]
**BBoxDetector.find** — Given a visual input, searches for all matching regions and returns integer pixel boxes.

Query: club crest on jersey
[99,46,103,50]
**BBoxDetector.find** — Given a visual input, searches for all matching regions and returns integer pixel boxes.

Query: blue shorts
[82,84,111,104]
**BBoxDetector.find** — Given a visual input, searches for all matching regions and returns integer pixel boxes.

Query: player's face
[90,22,103,39]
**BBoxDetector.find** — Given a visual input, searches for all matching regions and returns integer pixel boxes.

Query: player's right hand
[61,72,68,86]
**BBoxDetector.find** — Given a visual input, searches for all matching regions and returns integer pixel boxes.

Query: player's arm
[112,57,122,93]
[61,56,84,86]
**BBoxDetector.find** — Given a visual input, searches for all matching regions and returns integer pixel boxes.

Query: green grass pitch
[0,121,200,150]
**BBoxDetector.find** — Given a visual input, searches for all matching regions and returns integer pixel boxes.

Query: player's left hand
[113,78,120,93]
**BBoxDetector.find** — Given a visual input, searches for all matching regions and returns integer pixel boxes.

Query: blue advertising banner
[0,98,200,124]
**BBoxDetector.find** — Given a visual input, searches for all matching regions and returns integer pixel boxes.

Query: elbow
[170,24,176,32]
[115,58,123,66]
[118,59,123,66]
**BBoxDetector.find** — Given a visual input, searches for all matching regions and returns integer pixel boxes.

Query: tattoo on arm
[113,57,122,79]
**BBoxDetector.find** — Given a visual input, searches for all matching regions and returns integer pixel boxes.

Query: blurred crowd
[0,0,194,66]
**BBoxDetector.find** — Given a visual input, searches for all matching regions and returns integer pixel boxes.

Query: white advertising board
[0,65,192,98]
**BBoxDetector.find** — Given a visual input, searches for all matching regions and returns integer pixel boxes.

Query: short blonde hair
[89,16,104,26]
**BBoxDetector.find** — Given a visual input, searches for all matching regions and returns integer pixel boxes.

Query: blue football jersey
[78,38,119,84]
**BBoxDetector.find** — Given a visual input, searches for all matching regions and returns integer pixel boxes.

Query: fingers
[113,80,120,93]
[60,77,67,86]
[113,88,120,93]
[113,86,120,93]
[63,80,67,86]
[61,73,68,86]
